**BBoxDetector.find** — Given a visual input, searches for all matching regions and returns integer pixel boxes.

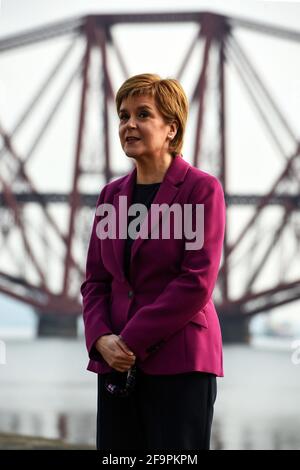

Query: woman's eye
[119,111,148,121]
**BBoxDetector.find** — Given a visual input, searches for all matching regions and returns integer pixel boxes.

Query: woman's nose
[127,117,137,128]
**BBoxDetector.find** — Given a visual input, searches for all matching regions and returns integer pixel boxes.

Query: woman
[80,73,226,451]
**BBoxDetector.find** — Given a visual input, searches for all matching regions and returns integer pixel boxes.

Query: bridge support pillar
[218,312,250,343]
[36,311,78,337]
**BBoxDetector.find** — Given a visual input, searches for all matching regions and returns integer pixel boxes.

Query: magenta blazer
[81,155,226,376]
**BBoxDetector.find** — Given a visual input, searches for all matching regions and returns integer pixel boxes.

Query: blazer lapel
[112,166,136,281]
[112,155,191,281]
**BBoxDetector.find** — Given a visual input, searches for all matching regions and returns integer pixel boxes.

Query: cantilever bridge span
[0,11,300,340]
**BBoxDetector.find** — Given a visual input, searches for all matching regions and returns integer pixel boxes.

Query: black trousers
[97,367,217,451]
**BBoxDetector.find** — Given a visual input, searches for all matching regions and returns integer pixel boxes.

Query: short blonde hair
[115,73,189,157]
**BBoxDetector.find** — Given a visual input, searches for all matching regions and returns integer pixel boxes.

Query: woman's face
[118,94,176,160]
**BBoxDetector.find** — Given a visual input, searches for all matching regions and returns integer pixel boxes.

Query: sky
[1,1,300,35]
[0,0,300,332]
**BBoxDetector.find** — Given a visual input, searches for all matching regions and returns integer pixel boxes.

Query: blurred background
[0,0,300,450]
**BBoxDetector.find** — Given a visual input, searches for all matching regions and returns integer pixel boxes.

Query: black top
[124,182,161,281]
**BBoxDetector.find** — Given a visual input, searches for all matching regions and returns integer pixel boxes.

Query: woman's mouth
[126,137,141,144]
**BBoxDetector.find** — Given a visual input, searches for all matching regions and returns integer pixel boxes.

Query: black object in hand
[104,365,137,397]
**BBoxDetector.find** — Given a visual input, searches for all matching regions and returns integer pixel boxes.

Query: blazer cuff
[120,331,165,362]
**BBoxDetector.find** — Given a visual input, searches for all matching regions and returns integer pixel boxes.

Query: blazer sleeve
[120,176,226,362]
[80,185,113,362]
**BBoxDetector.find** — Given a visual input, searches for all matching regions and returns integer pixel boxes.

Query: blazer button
[128,290,134,299]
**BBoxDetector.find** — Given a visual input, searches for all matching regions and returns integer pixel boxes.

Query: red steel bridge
[0,11,299,340]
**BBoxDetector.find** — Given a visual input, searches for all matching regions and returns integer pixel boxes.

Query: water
[0,337,299,450]
[212,343,300,450]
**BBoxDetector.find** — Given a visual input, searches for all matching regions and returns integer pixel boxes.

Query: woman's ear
[168,121,178,141]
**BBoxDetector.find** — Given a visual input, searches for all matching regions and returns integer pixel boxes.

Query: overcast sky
[1,1,300,35]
